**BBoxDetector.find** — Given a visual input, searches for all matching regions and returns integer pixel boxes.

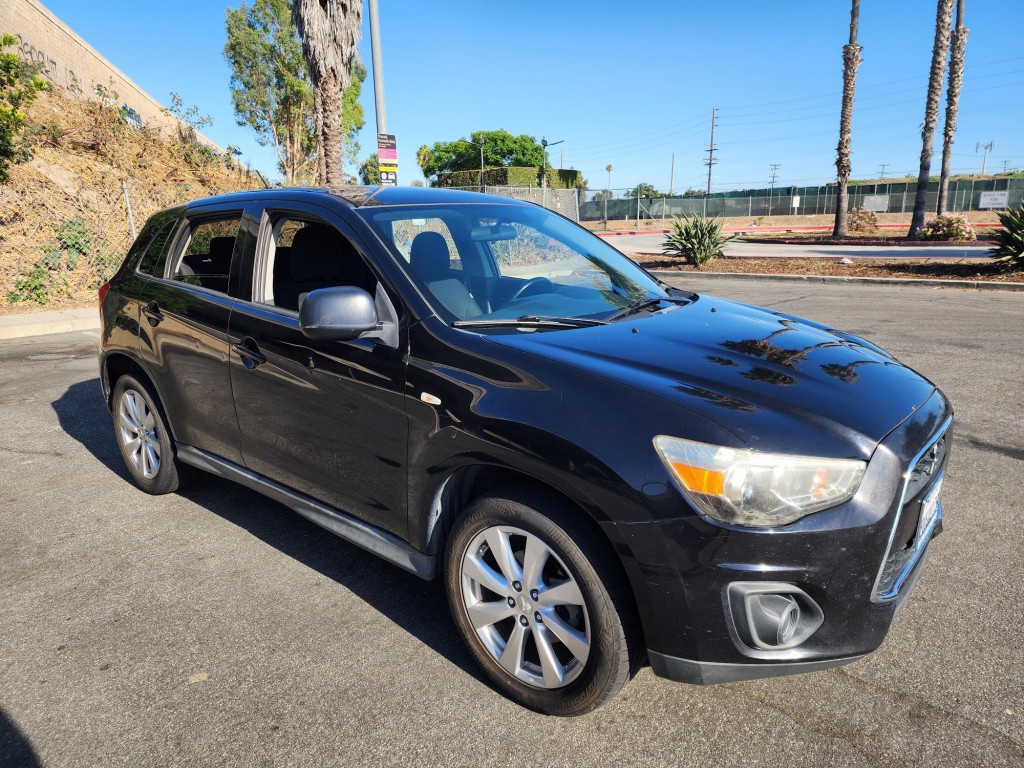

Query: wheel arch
[101,351,182,444]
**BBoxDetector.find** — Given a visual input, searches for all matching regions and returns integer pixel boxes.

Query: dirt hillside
[0,85,263,311]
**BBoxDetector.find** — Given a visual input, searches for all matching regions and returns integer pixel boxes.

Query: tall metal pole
[705,107,717,196]
[479,141,485,192]
[669,153,675,196]
[368,0,387,135]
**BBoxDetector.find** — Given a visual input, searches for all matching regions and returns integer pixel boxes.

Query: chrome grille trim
[870,415,952,603]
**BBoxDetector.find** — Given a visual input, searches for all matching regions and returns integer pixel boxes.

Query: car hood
[486,295,936,459]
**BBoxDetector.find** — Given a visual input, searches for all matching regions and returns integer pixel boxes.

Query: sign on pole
[978,190,1009,209]
[377,133,398,186]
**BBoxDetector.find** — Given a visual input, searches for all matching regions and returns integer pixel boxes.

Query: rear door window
[136,218,180,277]
[170,215,242,294]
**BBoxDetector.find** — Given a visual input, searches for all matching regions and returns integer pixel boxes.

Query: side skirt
[176,444,438,580]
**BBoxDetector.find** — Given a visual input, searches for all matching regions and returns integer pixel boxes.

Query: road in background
[605,233,992,260]
[1,280,1022,767]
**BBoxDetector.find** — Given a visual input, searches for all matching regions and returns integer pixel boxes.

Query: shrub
[661,214,735,269]
[848,208,878,232]
[989,204,1024,268]
[1,32,49,181]
[917,214,976,241]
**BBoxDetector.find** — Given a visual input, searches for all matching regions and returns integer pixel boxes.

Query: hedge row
[436,167,582,189]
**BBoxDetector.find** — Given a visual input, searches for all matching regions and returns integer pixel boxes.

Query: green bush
[1,32,49,181]
[989,204,1024,268]
[848,208,878,232]
[661,214,736,269]
[917,214,976,241]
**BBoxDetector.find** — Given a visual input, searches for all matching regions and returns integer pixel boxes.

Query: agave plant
[661,214,736,269]
[989,204,1024,268]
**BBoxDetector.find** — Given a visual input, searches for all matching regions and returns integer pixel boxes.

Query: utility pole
[669,153,675,197]
[1002,160,1010,174]
[879,163,889,180]
[768,163,780,217]
[604,164,612,230]
[368,0,387,135]
[976,141,994,175]
[704,107,718,197]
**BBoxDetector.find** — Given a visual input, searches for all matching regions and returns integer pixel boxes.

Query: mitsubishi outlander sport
[98,187,951,715]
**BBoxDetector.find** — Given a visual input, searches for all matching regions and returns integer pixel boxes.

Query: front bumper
[617,390,951,684]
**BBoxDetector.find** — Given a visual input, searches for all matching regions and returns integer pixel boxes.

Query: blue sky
[39,0,1024,192]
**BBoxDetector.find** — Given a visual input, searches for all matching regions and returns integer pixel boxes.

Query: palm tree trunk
[937,0,967,215]
[909,0,955,238]
[292,0,362,187]
[833,0,862,238]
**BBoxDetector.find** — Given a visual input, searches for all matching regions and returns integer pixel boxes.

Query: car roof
[180,185,533,210]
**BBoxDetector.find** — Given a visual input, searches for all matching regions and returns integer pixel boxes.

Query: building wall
[0,0,218,148]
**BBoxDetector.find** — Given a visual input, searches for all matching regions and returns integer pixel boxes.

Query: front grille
[874,421,950,601]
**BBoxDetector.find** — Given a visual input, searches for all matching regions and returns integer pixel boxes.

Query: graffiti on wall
[15,33,83,92]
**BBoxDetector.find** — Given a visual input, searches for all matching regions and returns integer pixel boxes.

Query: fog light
[728,582,824,651]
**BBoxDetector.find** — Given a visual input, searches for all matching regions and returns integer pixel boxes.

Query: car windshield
[359,203,668,325]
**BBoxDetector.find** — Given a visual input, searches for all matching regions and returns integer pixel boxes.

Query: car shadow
[52,378,486,687]
[0,708,42,768]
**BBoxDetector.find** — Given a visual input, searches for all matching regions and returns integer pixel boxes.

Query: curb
[648,270,1024,292]
[0,309,100,340]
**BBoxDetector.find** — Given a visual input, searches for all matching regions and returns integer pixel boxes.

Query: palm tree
[292,0,363,186]
[833,0,862,238]
[909,0,955,238]
[937,0,968,214]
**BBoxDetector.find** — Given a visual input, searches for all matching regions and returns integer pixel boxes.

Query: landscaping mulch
[628,253,1024,283]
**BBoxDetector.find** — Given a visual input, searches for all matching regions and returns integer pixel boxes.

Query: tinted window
[136,218,179,277]
[258,215,374,312]
[170,215,242,294]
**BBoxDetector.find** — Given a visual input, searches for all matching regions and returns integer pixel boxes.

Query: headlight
[653,436,866,527]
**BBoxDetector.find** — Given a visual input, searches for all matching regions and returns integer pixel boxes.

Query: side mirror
[299,286,380,341]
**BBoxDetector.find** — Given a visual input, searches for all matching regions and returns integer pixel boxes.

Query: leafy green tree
[341,61,366,175]
[625,182,663,199]
[226,1,365,185]
[225,0,311,185]
[358,152,380,185]
[592,189,614,202]
[416,130,546,183]
[1,33,48,182]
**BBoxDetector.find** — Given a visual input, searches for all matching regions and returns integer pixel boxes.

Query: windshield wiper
[453,315,608,330]
[606,295,695,321]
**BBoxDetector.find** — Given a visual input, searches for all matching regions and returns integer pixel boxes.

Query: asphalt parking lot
[1,278,1022,767]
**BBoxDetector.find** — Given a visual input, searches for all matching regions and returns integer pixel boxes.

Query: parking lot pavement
[1,281,1022,767]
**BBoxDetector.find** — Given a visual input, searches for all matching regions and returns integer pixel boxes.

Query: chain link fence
[580,178,1024,222]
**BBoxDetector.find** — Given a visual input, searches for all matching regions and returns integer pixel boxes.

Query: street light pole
[540,137,563,209]
[457,137,486,193]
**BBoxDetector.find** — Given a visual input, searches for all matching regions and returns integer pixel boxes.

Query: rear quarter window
[136,218,180,277]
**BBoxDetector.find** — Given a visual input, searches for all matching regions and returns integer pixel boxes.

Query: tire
[111,374,192,495]
[444,486,640,716]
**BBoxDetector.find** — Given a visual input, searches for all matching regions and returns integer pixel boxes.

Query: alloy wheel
[459,525,591,689]
[118,389,160,479]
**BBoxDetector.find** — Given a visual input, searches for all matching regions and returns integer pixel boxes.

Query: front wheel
[444,487,640,715]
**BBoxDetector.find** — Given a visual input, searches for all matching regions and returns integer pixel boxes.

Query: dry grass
[0,85,262,311]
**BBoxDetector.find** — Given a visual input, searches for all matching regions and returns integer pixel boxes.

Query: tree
[416,130,546,182]
[0,33,48,182]
[592,189,614,202]
[937,0,967,214]
[832,0,862,238]
[341,61,366,176]
[909,0,955,238]
[625,183,663,200]
[292,0,362,186]
[358,152,380,185]
[225,0,312,185]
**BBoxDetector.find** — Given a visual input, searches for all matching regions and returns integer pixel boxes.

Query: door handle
[232,338,267,369]
[142,301,163,327]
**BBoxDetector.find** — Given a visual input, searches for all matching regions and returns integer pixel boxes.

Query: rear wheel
[444,486,639,715]
[112,374,191,494]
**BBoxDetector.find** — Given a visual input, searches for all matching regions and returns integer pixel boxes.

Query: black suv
[98,187,951,715]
